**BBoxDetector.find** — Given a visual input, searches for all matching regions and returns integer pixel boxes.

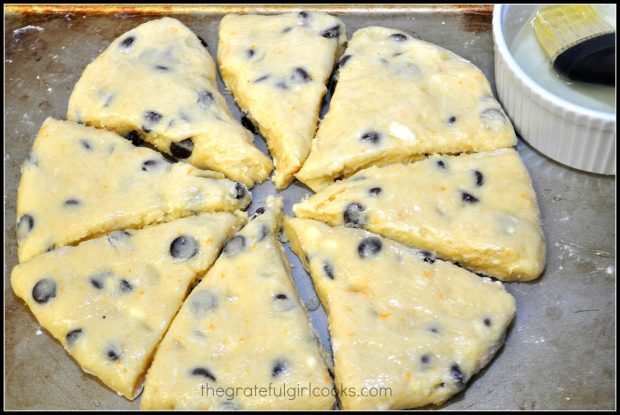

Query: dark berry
[192,367,216,381]
[223,235,246,257]
[170,138,194,159]
[343,203,367,229]
[358,236,382,258]
[32,278,57,304]
[170,235,198,260]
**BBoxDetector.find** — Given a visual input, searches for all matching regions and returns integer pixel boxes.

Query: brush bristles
[533,5,614,60]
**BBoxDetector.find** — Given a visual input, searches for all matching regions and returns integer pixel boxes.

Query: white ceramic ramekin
[493,5,616,175]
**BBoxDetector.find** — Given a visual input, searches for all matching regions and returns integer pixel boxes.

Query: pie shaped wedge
[294,149,545,281]
[67,17,273,188]
[218,11,346,189]
[16,118,251,263]
[284,217,516,410]
[141,197,334,410]
[11,213,245,399]
[295,26,517,191]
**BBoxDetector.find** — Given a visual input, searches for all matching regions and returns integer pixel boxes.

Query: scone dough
[141,197,334,410]
[294,149,545,281]
[296,26,517,191]
[16,118,251,263]
[11,213,245,399]
[67,17,273,188]
[218,11,346,189]
[284,217,516,410]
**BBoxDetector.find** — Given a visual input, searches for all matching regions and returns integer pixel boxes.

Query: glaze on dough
[284,217,516,410]
[11,213,245,399]
[218,11,346,189]
[16,118,251,263]
[295,26,517,191]
[141,198,334,410]
[294,149,545,281]
[67,17,273,188]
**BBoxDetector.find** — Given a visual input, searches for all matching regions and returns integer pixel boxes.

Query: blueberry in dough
[360,131,381,144]
[32,278,57,304]
[254,74,270,83]
[192,367,216,382]
[321,25,341,39]
[90,273,107,289]
[197,90,214,108]
[141,159,166,172]
[170,235,198,260]
[190,290,219,318]
[276,80,288,90]
[418,250,436,264]
[483,317,492,327]
[119,278,134,292]
[246,48,255,59]
[106,345,121,361]
[143,111,163,124]
[66,328,83,345]
[343,203,367,229]
[233,182,247,200]
[223,235,246,257]
[298,11,310,25]
[154,65,169,72]
[79,139,92,151]
[64,198,81,207]
[291,67,312,83]
[369,187,382,196]
[358,236,382,258]
[389,33,409,42]
[474,170,484,186]
[17,214,35,240]
[190,291,218,317]
[107,230,131,247]
[323,261,335,279]
[450,364,465,387]
[447,116,457,125]
[273,293,296,312]
[461,191,479,203]
[170,138,194,159]
[339,54,352,69]
[436,160,447,169]
[124,130,144,146]
[421,355,431,364]
[119,36,135,51]
[271,359,290,378]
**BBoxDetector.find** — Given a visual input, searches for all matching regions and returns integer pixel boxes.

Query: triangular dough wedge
[295,26,517,191]
[284,218,516,410]
[294,149,545,281]
[16,118,251,263]
[67,17,272,188]
[11,212,246,399]
[141,197,334,410]
[218,11,346,189]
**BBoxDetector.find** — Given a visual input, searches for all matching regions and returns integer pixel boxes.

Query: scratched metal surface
[4,5,615,410]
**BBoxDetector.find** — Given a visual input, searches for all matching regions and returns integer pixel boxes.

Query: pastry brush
[532,5,615,85]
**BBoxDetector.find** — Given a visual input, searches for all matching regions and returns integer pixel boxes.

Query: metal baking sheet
[4,4,615,410]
